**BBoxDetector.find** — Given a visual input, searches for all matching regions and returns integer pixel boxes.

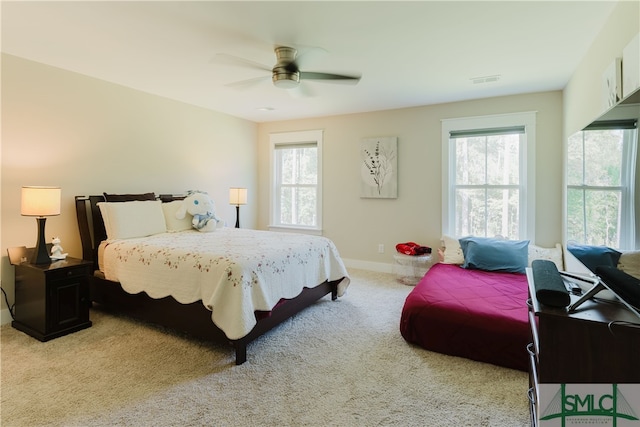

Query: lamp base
[31,217,51,265]
[235,205,240,229]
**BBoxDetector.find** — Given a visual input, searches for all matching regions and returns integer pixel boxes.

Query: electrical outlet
[378,244,384,253]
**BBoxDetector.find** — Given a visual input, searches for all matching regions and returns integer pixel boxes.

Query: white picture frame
[360,136,397,199]
[622,33,640,98]
[602,57,622,110]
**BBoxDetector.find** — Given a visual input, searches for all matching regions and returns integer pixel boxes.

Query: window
[441,112,536,240]
[566,120,637,249]
[270,130,323,233]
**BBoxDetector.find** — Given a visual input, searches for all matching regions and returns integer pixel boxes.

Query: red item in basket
[396,242,432,256]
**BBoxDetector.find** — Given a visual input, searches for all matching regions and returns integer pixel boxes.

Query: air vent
[471,75,501,84]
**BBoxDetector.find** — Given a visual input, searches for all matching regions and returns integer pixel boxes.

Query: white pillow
[618,250,640,279]
[98,200,167,240]
[440,235,464,264]
[162,200,193,232]
[528,243,564,271]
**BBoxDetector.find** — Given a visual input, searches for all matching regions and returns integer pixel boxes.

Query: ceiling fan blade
[214,53,271,72]
[299,71,361,84]
[225,75,270,89]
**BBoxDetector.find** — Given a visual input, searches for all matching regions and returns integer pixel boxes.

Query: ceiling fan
[219,46,361,91]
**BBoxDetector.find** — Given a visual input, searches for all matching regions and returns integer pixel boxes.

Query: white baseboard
[342,258,393,274]
[1,308,13,326]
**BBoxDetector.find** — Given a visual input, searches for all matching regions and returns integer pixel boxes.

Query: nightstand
[11,256,92,341]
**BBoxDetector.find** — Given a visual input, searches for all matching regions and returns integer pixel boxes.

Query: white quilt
[99,228,350,340]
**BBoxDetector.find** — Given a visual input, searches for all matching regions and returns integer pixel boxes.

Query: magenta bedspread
[400,262,531,371]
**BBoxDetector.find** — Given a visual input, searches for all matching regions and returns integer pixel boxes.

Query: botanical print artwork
[602,58,622,109]
[360,136,397,198]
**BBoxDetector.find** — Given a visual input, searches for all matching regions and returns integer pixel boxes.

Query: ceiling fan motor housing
[272,46,300,88]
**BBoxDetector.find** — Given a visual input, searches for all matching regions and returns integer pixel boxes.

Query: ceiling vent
[471,75,501,84]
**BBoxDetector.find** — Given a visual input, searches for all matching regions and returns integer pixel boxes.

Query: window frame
[269,129,323,234]
[565,122,637,249]
[441,112,536,240]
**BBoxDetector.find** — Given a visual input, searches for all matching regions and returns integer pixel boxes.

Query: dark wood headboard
[75,196,107,268]
[75,194,185,269]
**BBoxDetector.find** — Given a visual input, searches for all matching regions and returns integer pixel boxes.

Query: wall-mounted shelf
[595,87,640,123]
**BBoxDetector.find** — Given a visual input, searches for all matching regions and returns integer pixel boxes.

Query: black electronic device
[531,259,571,307]
[596,266,640,310]
[568,266,640,320]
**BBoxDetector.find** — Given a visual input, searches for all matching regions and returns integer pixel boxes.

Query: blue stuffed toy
[175,190,221,232]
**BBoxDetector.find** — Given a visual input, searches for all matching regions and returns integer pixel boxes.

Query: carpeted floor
[0,269,530,426]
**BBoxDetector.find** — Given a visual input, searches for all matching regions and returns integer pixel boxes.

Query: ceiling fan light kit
[272,71,301,89]
[272,73,300,89]
[273,46,300,88]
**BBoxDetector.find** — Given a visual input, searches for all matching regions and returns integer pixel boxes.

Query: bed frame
[75,195,340,365]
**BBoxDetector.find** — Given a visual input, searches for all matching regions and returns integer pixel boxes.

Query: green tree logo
[541,384,639,426]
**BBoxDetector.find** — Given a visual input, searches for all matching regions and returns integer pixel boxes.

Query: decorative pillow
[440,234,464,264]
[162,200,193,232]
[567,244,622,274]
[617,251,640,280]
[97,200,167,240]
[103,192,156,202]
[459,236,530,273]
[528,243,563,271]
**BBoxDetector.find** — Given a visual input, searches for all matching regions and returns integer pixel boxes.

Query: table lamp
[229,187,247,228]
[21,186,61,264]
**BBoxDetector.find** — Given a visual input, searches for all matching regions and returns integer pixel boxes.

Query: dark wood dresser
[526,270,640,426]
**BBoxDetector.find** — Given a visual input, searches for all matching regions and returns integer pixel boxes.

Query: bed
[400,236,563,371]
[75,194,350,365]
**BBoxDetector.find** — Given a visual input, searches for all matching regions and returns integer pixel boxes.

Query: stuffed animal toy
[50,237,68,260]
[175,191,221,232]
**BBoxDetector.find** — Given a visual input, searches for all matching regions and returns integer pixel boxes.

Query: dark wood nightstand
[11,256,92,341]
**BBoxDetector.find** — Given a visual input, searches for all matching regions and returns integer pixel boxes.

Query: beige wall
[563,0,639,248]
[3,0,633,323]
[1,54,258,323]
[257,91,564,270]
[564,0,640,135]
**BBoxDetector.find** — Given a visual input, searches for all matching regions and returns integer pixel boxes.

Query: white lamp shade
[229,188,248,205]
[21,186,61,216]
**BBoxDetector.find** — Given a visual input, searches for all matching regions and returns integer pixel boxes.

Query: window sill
[268,225,323,236]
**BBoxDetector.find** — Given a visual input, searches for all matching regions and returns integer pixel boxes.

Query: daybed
[75,193,350,365]
[400,236,563,371]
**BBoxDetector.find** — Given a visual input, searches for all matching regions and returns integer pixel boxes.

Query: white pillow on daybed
[617,251,640,280]
[98,200,167,240]
[440,235,465,264]
[528,243,564,271]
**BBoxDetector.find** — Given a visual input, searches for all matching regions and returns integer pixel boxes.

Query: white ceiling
[1,1,617,123]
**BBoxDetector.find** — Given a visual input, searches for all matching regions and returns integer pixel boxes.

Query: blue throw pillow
[567,244,621,274]
[459,236,530,273]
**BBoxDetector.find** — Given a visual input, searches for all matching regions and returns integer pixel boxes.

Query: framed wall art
[623,33,640,98]
[360,136,397,199]
[602,57,622,110]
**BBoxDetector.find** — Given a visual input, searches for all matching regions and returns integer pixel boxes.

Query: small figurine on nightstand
[50,237,68,260]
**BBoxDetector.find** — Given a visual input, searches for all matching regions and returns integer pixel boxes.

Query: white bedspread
[99,228,350,340]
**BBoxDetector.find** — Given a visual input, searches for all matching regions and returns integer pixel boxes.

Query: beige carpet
[1,269,530,426]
